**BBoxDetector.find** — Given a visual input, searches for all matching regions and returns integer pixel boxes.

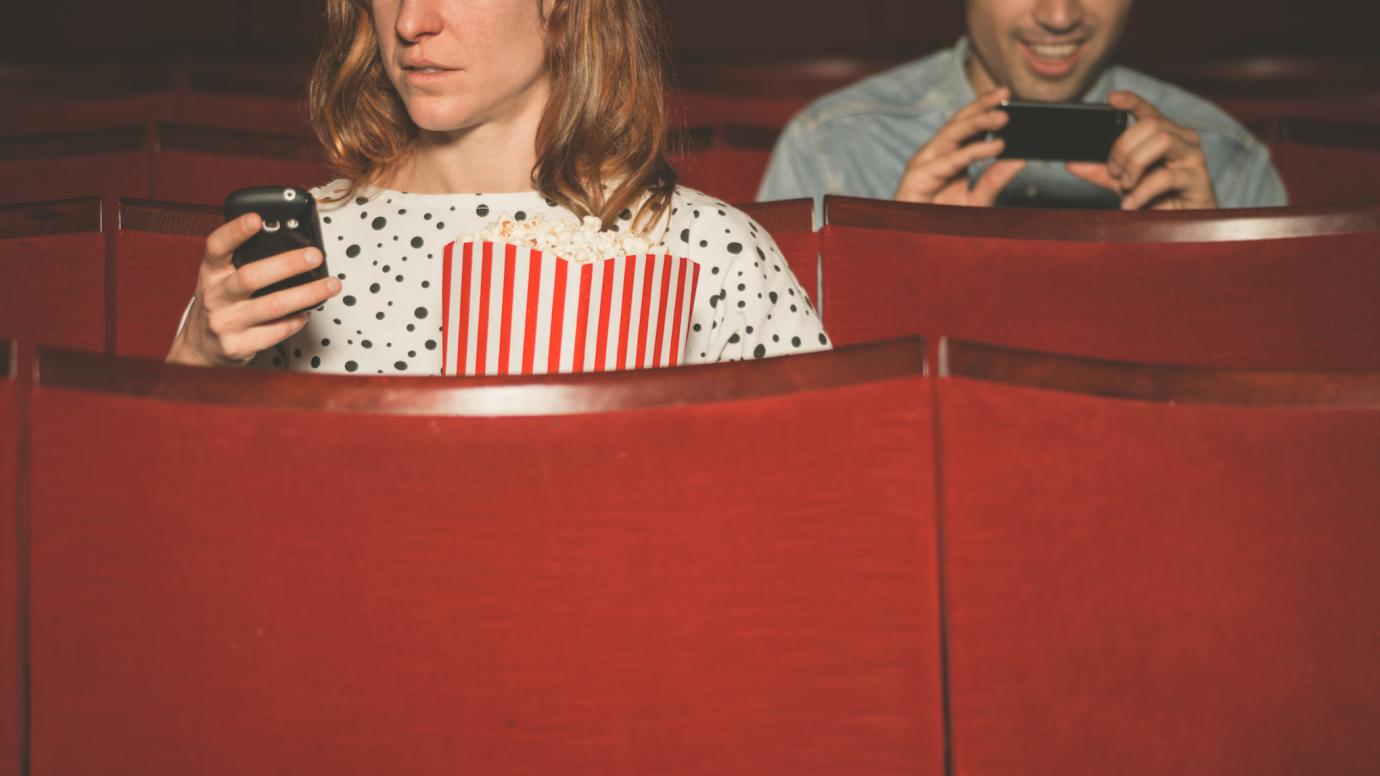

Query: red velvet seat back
[0,128,151,206]
[0,343,21,776]
[149,125,333,207]
[938,375,1380,775]
[0,199,106,353]
[112,200,219,358]
[821,225,1380,370]
[1274,143,1380,206]
[28,346,943,775]
[673,127,778,205]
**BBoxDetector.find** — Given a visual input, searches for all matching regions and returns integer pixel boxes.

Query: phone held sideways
[988,100,1130,162]
[223,186,330,298]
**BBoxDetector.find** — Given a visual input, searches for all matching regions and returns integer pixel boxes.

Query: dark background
[4,0,1377,64]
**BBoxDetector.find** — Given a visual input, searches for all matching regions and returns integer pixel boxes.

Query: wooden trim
[35,338,927,417]
[119,198,220,236]
[945,339,1380,408]
[1276,117,1380,152]
[155,123,318,161]
[738,199,815,234]
[823,195,1380,242]
[0,126,145,161]
[0,198,102,239]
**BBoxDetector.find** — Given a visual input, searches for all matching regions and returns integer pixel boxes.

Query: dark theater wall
[1,1,1377,64]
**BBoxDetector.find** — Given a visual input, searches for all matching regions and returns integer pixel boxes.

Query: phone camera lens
[263,220,281,233]
[286,218,300,229]
[283,189,297,201]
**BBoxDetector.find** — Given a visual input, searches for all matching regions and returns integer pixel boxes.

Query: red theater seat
[112,199,220,359]
[0,199,107,354]
[673,125,778,205]
[937,340,1380,775]
[0,127,152,206]
[27,339,944,776]
[0,62,178,135]
[736,198,818,307]
[150,124,333,206]
[820,196,1380,370]
[0,340,20,776]
[1268,118,1380,206]
[179,64,314,137]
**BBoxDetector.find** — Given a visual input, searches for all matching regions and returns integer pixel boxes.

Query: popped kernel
[458,213,654,264]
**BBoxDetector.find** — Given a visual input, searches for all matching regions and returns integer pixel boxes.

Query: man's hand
[1067,91,1219,210]
[894,87,1028,207]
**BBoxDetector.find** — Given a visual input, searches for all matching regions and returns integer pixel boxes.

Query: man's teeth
[1029,43,1078,60]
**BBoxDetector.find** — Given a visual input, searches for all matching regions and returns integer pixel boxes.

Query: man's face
[966,0,1133,102]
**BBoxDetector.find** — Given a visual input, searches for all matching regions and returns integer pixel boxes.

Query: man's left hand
[1067,91,1219,210]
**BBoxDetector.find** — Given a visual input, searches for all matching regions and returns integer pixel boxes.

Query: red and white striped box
[440,241,702,376]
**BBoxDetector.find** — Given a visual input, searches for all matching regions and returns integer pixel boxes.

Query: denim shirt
[758,38,1288,219]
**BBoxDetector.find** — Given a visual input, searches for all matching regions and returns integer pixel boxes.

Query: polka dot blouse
[247,180,831,375]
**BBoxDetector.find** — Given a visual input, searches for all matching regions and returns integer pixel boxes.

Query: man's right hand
[894,87,1028,206]
[166,213,342,368]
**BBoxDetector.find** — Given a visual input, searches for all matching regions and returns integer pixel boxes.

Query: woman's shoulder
[665,186,775,253]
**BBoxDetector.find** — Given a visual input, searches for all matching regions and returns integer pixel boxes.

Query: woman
[167,0,828,374]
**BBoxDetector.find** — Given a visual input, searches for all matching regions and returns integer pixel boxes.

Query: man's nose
[395,0,445,43]
[1033,0,1086,34]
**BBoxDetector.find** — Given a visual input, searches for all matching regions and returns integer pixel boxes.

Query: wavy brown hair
[309,0,677,232]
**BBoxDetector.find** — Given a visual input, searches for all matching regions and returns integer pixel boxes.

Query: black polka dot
[371,217,387,230]
[727,242,743,254]
[727,333,741,344]
[321,338,331,347]
[769,291,778,304]
[411,236,424,248]
[692,323,701,332]
[394,361,408,371]
[415,307,428,319]
[711,267,720,275]
[342,295,356,306]
[792,337,802,348]
[819,333,829,346]
[376,312,386,320]
[323,216,332,224]
[699,240,708,248]
[345,361,359,372]
[424,213,433,220]
[346,244,361,258]
[310,356,321,369]
[515,211,527,221]
[436,222,446,230]
[362,340,373,349]
[355,197,368,206]
[753,344,766,359]
[737,283,746,292]
[425,340,437,350]
[395,275,404,282]
[406,324,416,332]
[369,283,381,293]
[421,281,431,289]
[476,205,489,217]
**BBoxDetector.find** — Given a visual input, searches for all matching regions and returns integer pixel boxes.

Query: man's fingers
[203,213,262,269]
[1109,90,1162,122]
[1066,162,1120,192]
[952,86,1011,123]
[971,159,1027,205]
[1121,166,1182,210]
[1116,133,1176,192]
[225,248,326,299]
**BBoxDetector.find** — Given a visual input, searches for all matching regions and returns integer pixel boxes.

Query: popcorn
[457,212,653,264]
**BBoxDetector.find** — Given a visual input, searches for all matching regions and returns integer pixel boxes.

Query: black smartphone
[989,101,1130,162]
[223,186,329,298]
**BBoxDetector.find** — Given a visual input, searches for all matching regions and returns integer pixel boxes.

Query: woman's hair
[309,0,678,232]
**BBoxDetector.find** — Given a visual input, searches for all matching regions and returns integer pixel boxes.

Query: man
[758,0,1287,215]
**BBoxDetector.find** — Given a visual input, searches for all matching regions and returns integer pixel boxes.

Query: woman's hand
[166,213,342,367]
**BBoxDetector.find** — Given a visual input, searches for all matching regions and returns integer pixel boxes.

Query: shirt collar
[949,35,1117,105]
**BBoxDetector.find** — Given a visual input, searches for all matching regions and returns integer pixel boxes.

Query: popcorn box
[441,241,701,376]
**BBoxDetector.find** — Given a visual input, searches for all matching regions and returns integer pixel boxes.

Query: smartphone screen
[224,186,329,299]
[991,101,1130,162]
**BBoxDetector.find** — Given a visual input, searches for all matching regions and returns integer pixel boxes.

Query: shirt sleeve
[757,116,830,225]
[1213,139,1289,209]
[680,205,831,365]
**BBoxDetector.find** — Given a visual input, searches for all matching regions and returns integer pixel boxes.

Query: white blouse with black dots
[246,180,830,375]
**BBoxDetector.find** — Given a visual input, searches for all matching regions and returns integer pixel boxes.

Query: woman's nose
[395,0,445,43]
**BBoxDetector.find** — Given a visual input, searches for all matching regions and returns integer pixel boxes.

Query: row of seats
[1,336,1377,774]
[4,195,1379,371]
[0,122,770,208]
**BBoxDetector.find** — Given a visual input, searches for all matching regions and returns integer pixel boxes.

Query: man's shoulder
[792,48,963,129]
[1106,65,1262,151]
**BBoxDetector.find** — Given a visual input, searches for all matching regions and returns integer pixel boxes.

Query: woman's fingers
[223,247,326,299]
[235,275,342,330]
[202,213,262,270]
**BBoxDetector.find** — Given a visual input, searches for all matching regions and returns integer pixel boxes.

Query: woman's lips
[404,67,459,85]
[1019,40,1084,79]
